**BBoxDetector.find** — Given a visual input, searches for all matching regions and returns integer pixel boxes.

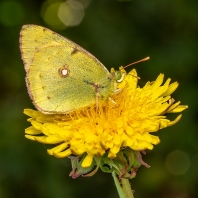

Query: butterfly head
[110,66,126,83]
[110,57,150,84]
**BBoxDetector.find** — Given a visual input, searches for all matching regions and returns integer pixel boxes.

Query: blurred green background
[0,0,196,197]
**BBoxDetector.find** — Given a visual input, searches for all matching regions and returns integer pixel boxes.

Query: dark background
[0,0,196,197]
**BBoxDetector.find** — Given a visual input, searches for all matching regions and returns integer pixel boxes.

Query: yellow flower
[24,69,188,173]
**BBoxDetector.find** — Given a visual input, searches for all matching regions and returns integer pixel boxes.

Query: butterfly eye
[59,66,70,77]
[115,70,125,83]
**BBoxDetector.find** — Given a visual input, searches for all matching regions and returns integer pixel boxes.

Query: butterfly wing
[20,25,115,113]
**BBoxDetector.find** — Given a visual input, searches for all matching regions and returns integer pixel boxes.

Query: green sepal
[100,152,122,175]
[100,148,144,179]
[69,154,99,178]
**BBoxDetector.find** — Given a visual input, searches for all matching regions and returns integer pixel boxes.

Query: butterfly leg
[95,92,100,112]
[93,84,101,113]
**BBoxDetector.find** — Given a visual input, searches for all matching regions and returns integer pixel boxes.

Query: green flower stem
[112,171,134,198]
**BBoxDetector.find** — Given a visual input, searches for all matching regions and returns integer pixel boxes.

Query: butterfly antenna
[123,56,150,69]
[123,56,150,80]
